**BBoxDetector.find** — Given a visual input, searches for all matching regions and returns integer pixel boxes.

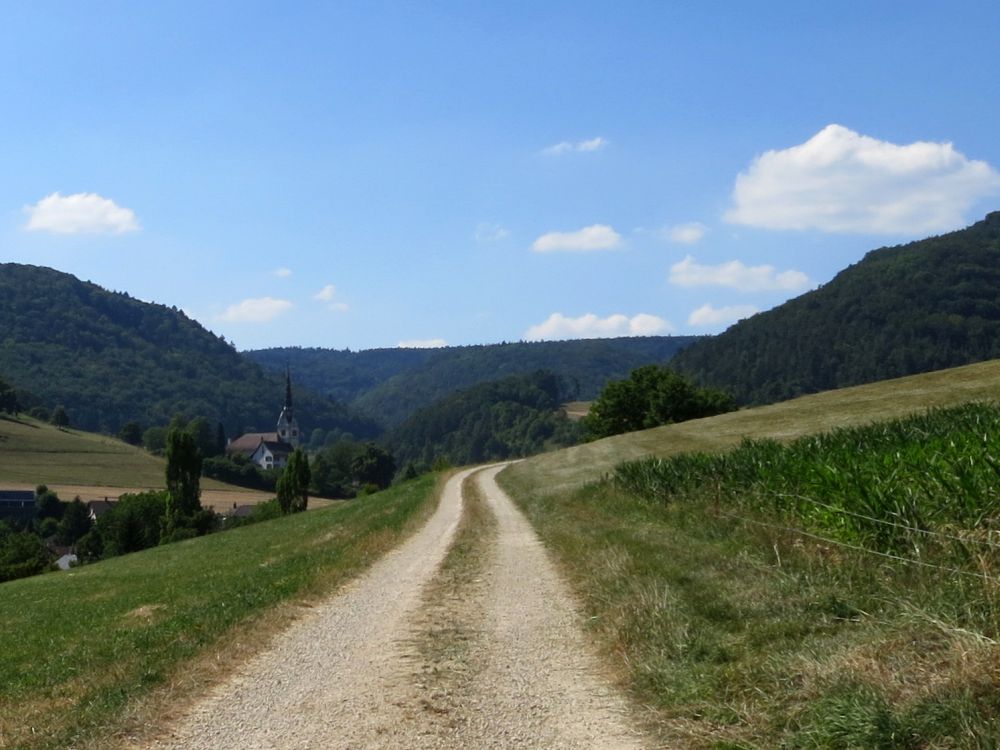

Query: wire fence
[715,508,999,584]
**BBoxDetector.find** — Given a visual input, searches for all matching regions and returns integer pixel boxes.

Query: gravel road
[145,465,645,749]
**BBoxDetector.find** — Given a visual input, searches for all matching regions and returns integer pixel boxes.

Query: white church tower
[276,367,300,447]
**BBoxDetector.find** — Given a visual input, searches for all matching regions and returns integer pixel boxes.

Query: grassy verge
[499,408,1000,747]
[0,473,441,750]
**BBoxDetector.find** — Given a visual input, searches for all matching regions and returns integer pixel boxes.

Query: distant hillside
[247,346,437,403]
[250,336,700,428]
[671,211,1000,404]
[0,264,378,438]
[386,370,579,466]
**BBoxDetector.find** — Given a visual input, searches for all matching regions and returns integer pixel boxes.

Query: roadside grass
[499,360,1000,747]
[500,469,1000,747]
[0,473,441,750]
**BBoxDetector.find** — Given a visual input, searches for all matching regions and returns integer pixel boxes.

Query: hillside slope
[251,337,699,428]
[671,211,1000,403]
[506,357,1000,495]
[0,264,378,438]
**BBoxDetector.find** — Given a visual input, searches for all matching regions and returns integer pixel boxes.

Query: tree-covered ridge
[247,346,437,404]
[671,211,1000,404]
[386,370,580,466]
[251,336,701,428]
[0,263,378,438]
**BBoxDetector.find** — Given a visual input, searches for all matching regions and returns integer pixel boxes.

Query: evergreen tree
[163,428,203,538]
[276,448,311,514]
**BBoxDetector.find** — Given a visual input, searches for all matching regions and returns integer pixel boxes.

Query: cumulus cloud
[532,224,622,252]
[218,297,293,323]
[687,303,759,328]
[665,222,707,244]
[474,223,510,243]
[398,338,447,349]
[273,267,292,278]
[313,284,349,312]
[541,136,607,156]
[725,124,1000,234]
[24,192,140,234]
[314,284,336,301]
[524,312,675,341]
[670,255,811,292]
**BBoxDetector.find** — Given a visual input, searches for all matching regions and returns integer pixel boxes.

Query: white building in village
[226,369,301,470]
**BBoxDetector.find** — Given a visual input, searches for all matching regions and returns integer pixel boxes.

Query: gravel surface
[144,465,646,749]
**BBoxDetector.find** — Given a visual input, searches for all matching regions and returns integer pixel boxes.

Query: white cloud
[532,224,622,252]
[524,312,675,341]
[474,222,510,243]
[314,284,336,301]
[273,267,292,278]
[541,136,607,156]
[398,338,447,349]
[24,192,140,235]
[665,222,707,244]
[218,297,293,323]
[313,284,349,312]
[726,124,1000,234]
[670,255,811,292]
[577,136,607,152]
[687,303,759,329]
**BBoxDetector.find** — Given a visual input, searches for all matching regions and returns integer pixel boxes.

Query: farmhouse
[227,369,301,470]
[0,489,36,523]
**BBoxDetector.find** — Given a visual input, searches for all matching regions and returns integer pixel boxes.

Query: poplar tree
[277,449,311,514]
[163,428,203,538]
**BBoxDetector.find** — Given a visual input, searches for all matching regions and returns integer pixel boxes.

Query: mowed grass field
[0,416,281,510]
[500,359,1000,747]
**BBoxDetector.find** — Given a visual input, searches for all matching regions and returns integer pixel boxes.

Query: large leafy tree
[583,365,734,440]
[276,449,311,514]
[351,443,396,490]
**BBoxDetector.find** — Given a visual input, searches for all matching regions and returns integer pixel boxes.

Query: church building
[226,368,301,470]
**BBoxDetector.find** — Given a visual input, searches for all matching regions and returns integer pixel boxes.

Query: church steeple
[276,366,300,447]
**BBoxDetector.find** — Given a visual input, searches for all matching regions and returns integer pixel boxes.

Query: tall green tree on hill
[277,448,311,514]
[162,428,204,540]
[0,376,18,415]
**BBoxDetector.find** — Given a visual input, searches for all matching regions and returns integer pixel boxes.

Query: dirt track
[145,465,645,749]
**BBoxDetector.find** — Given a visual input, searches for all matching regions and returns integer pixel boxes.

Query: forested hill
[0,263,378,437]
[671,211,1000,404]
[249,336,700,428]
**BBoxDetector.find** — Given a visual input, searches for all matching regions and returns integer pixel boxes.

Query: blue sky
[4,1,1000,351]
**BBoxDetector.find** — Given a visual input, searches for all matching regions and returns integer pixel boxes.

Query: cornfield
[615,402,1000,571]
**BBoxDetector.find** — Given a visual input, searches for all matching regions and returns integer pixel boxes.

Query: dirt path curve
[146,465,646,749]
